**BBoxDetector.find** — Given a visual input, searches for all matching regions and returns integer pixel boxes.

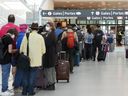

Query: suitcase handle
[58,51,67,60]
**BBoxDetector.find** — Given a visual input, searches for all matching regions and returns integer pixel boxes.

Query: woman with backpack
[61,26,78,73]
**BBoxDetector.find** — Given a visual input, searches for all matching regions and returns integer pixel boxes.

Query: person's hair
[38,26,43,34]
[31,22,39,30]
[8,14,15,23]
[67,26,73,29]
[47,22,56,42]
[56,22,61,28]
[96,24,100,28]
[86,25,90,29]
[7,28,17,35]
[87,27,92,34]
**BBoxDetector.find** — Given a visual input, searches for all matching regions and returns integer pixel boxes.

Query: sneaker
[14,88,22,93]
[0,90,14,96]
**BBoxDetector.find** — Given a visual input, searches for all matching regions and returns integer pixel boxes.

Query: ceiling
[54,1,128,9]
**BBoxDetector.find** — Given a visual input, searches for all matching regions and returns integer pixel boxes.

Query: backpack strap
[26,33,30,56]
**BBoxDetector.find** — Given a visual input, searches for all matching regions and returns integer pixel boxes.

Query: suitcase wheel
[67,79,69,83]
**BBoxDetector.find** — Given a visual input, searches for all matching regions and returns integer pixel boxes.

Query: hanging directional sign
[41,10,128,20]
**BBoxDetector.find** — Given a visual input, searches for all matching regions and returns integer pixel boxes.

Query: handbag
[16,33,30,70]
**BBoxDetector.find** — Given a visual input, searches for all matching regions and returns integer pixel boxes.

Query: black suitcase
[97,44,107,61]
[97,51,106,61]
[126,49,128,58]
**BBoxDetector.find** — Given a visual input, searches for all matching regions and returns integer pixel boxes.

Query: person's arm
[74,32,78,42]
[41,37,46,55]
[61,31,66,40]
[20,35,27,55]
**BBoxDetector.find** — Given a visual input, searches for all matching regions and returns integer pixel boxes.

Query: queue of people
[0,14,115,96]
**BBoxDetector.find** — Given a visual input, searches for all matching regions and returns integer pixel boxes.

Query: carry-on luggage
[35,68,48,89]
[97,44,108,61]
[56,51,70,83]
[97,51,106,61]
[126,49,128,58]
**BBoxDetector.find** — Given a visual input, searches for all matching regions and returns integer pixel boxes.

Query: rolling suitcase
[97,51,106,61]
[126,49,128,58]
[35,68,48,89]
[56,51,70,83]
[97,44,107,61]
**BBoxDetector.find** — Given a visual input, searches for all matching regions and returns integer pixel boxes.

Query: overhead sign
[41,10,128,20]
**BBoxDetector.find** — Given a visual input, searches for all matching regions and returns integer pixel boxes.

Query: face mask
[11,35,15,39]
[45,26,50,31]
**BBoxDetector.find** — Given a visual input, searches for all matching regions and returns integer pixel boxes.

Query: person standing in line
[0,14,20,80]
[92,24,104,61]
[42,22,57,90]
[0,14,20,38]
[20,23,46,95]
[0,29,17,96]
[55,22,63,39]
[84,27,94,60]
[61,26,78,73]
[13,24,28,93]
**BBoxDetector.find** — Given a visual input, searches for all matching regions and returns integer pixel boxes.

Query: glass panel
[70,19,76,24]
[125,20,128,24]
[118,20,123,24]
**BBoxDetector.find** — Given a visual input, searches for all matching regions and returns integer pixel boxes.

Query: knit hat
[20,24,28,32]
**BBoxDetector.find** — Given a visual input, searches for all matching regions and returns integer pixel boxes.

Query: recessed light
[71,4,74,6]
[66,1,70,3]
[118,2,121,4]
[89,2,93,4]
[80,3,83,5]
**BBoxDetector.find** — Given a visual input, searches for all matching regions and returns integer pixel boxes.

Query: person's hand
[12,67,17,77]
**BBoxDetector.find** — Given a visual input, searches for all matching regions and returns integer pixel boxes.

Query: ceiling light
[71,4,74,7]
[89,2,93,4]
[66,1,70,3]
[118,2,121,5]
[80,3,83,5]
[64,5,66,7]
[101,1,106,6]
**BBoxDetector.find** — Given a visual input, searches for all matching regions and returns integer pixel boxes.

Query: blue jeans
[1,64,11,92]
[22,67,38,95]
[13,68,24,88]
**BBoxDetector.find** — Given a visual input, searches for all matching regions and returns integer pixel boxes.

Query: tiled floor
[1,46,128,96]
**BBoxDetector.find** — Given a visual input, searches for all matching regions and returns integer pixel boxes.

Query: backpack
[0,36,8,61]
[0,38,4,60]
[94,30,103,44]
[67,32,75,48]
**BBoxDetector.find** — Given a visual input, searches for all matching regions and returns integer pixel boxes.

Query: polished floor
[1,46,128,96]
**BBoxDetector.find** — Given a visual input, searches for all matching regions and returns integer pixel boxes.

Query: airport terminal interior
[0,0,128,96]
